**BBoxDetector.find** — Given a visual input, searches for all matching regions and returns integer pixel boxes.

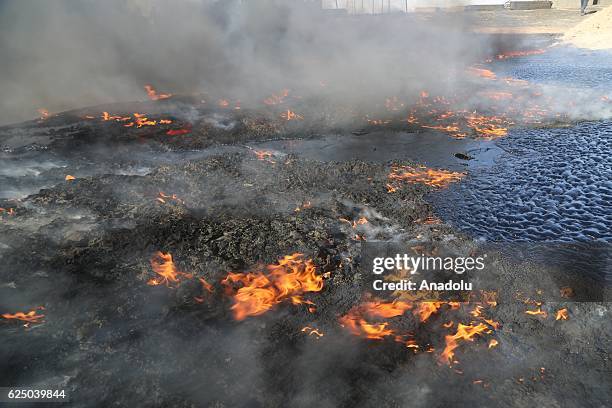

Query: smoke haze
[0,0,488,125]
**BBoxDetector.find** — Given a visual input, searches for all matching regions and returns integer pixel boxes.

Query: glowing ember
[147,251,191,287]
[488,339,499,349]
[388,165,465,188]
[301,326,324,338]
[440,323,489,365]
[496,49,545,60]
[555,308,569,320]
[253,150,276,163]
[0,208,16,216]
[2,307,45,324]
[65,175,76,181]
[468,66,496,80]
[294,201,312,212]
[281,110,303,121]
[339,217,368,229]
[421,216,441,225]
[156,192,184,205]
[166,128,190,136]
[144,85,172,101]
[222,253,323,320]
[367,118,391,125]
[218,99,230,108]
[263,89,290,105]
[37,108,49,120]
[422,124,460,133]
[385,96,405,111]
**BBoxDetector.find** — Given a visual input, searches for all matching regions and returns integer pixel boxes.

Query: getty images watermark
[371,253,487,292]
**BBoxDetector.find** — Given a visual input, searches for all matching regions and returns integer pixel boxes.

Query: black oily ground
[433,120,612,242]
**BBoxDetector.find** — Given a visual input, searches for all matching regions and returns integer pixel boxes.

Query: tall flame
[440,323,489,365]
[222,253,323,320]
[148,251,191,287]
[144,85,172,101]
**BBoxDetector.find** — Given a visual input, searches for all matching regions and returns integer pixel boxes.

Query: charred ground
[1,98,610,407]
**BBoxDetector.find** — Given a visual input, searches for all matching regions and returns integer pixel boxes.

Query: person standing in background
[580,0,588,15]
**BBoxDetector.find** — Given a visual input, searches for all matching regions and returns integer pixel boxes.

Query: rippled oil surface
[434,120,612,242]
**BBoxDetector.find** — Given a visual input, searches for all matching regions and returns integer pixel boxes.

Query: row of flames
[2,250,571,368]
[248,149,466,193]
[147,251,322,320]
[140,251,572,367]
[387,165,466,191]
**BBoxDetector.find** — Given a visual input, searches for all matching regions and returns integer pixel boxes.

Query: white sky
[322,0,506,10]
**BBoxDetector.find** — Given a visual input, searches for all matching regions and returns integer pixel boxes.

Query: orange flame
[2,307,45,324]
[132,113,157,128]
[386,183,398,193]
[468,67,496,80]
[440,323,489,365]
[166,128,190,136]
[525,306,547,318]
[294,201,312,212]
[37,108,49,120]
[301,326,324,338]
[0,208,16,216]
[388,165,465,188]
[253,150,276,163]
[555,308,568,320]
[156,192,184,205]
[222,253,323,320]
[416,302,442,322]
[147,251,191,287]
[421,124,460,133]
[281,110,303,121]
[339,300,412,340]
[496,49,545,60]
[144,85,172,101]
[466,114,509,139]
[263,89,290,105]
[65,175,76,181]
[102,112,131,122]
[194,277,214,303]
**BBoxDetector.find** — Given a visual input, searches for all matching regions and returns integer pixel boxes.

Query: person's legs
[580,0,588,14]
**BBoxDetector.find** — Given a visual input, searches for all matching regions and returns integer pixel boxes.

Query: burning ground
[1,2,611,405]
[1,85,610,407]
